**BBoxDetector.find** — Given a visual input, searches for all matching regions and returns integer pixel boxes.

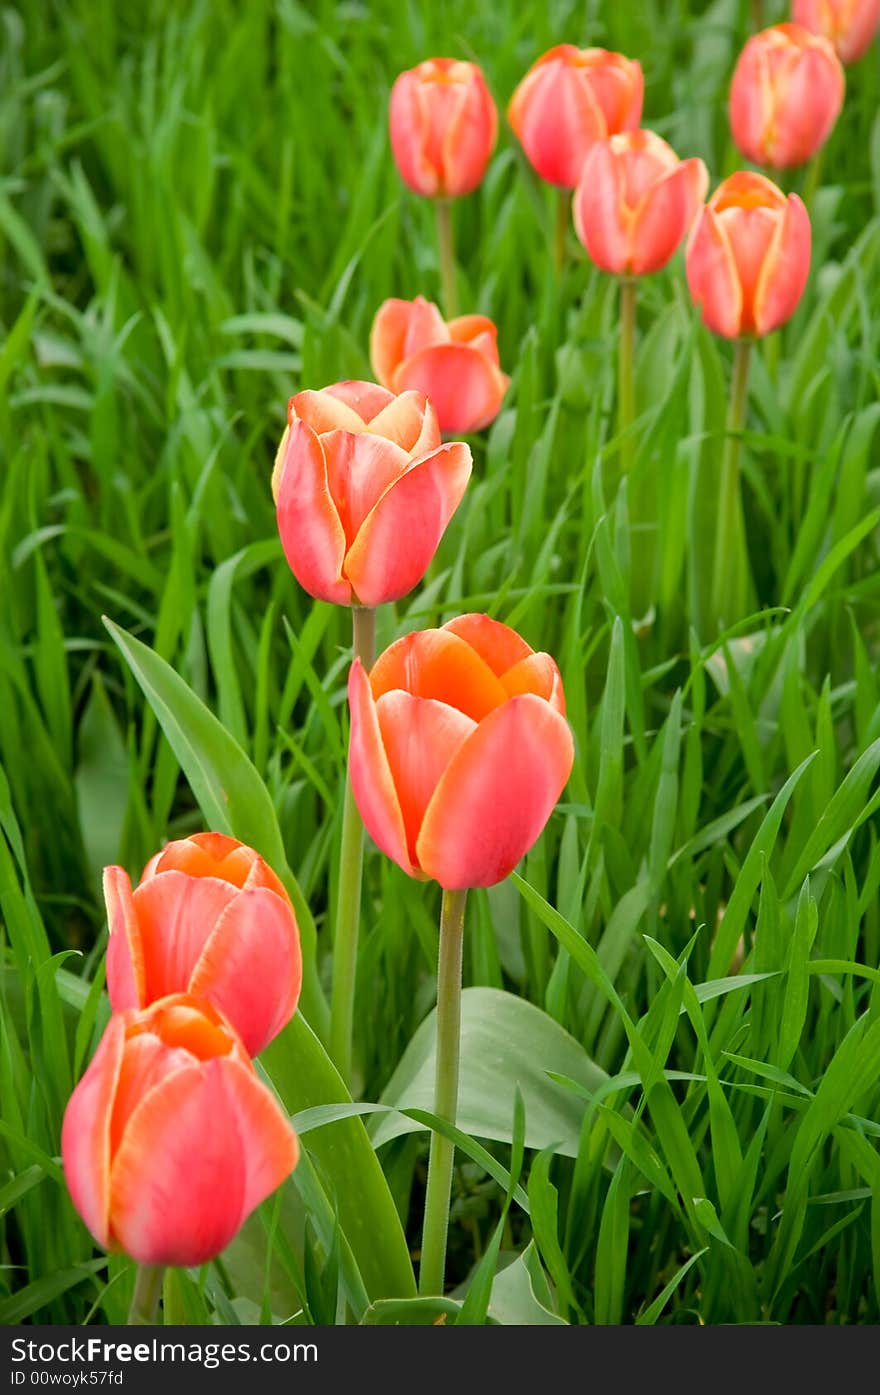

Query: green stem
[419,887,468,1296]
[127,1264,164,1326]
[329,604,376,1086]
[553,187,570,278]
[802,149,823,212]
[618,278,637,474]
[749,0,763,30]
[711,338,753,634]
[435,199,458,318]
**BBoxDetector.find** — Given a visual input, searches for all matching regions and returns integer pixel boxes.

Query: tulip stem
[711,338,753,634]
[435,199,458,319]
[618,277,637,473]
[419,886,468,1296]
[803,150,823,211]
[553,188,569,277]
[329,604,377,1087]
[127,1264,164,1325]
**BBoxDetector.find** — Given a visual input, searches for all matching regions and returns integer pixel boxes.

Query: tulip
[104,832,301,1058]
[348,613,574,890]
[507,45,644,190]
[370,296,509,435]
[389,58,497,199]
[573,130,708,277]
[272,380,472,607]
[793,0,880,62]
[62,996,298,1268]
[729,23,844,168]
[685,171,811,340]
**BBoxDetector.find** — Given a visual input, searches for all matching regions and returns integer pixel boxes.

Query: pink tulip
[729,23,844,168]
[573,129,708,276]
[686,171,811,339]
[793,0,880,62]
[508,45,643,189]
[62,996,298,1266]
[272,381,472,607]
[348,614,574,890]
[370,297,509,434]
[389,58,497,198]
[105,832,301,1058]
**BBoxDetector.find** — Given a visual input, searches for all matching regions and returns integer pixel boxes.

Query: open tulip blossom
[105,832,302,1058]
[347,613,574,890]
[370,296,509,435]
[273,380,472,607]
[729,23,844,169]
[793,0,880,63]
[62,996,299,1269]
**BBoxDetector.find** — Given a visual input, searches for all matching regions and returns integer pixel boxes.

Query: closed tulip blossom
[573,129,709,275]
[272,381,472,607]
[348,614,574,890]
[62,996,299,1267]
[389,58,497,198]
[370,297,509,435]
[508,45,644,189]
[104,833,301,1058]
[729,23,844,168]
[793,0,880,63]
[686,171,811,339]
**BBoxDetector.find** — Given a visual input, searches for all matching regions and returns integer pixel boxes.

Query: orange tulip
[348,614,574,890]
[272,381,472,607]
[105,833,301,1058]
[686,171,811,339]
[729,23,844,168]
[573,130,708,276]
[389,58,497,198]
[62,996,298,1266]
[370,297,509,435]
[508,45,643,189]
[793,0,880,62]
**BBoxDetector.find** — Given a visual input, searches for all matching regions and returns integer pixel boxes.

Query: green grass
[3,0,880,1325]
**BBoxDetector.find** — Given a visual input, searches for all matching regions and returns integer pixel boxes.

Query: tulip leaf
[371,988,610,1157]
[258,1014,416,1305]
[103,617,327,1036]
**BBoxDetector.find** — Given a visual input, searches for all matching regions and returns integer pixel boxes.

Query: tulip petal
[109,1060,249,1265]
[440,70,497,196]
[348,659,414,876]
[729,38,773,164]
[321,429,410,542]
[501,652,567,714]
[416,694,575,889]
[629,158,708,275]
[512,62,606,187]
[390,70,439,196]
[289,389,367,436]
[375,692,476,862]
[447,315,500,351]
[104,866,145,1012]
[62,1017,125,1249]
[189,886,302,1056]
[753,193,811,335]
[369,300,447,389]
[366,386,441,455]
[326,380,397,424]
[276,421,351,605]
[370,627,509,719]
[344,441,472,606]
[573,140,631,274]
[391,344,507,434]
[131,871,239,1002]
[442,613,533,676]
[216,1058,299,1218]
[685,208,743,339]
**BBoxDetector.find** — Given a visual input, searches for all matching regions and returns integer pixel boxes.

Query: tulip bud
[389,58,497,198]
[686,171,811,339]
[62,997,298,1266]
[105,832,302,1058]
[272,381,472,607]
[729,23,844,168]
[508,44,643,189]
[573,129,708,276]
[370,297,509,434]
[793,0,880,63]
[348,614,574,890]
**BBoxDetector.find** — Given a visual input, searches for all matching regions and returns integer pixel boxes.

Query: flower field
[4,0,880,1327]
